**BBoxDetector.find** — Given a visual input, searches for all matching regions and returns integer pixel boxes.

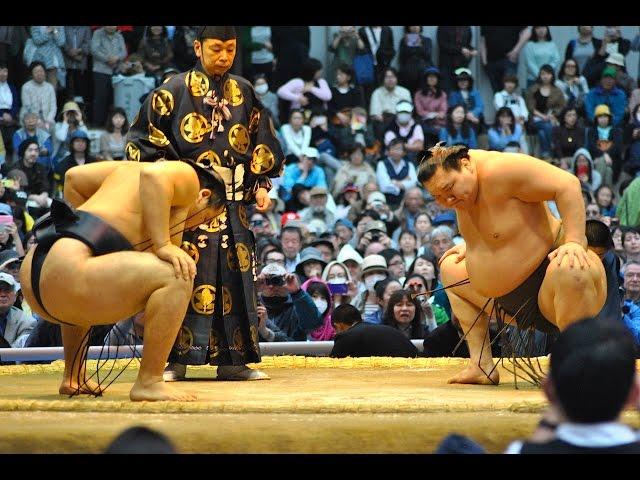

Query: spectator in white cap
[282,146,328,198]
[337,242,364,283]
[0,272,35,348]
[351,254,389,319]
[383,100,424,160]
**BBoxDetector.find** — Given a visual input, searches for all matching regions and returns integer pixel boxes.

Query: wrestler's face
[424,161,477,209]
[194,38,236,77]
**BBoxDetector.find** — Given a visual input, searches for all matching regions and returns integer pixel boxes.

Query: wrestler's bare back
[78,162,191,250]
[454,150,564,298]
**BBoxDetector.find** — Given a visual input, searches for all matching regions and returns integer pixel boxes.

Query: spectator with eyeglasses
[249,212,274,241]
[623,261,640,306]
[380,248,406,284]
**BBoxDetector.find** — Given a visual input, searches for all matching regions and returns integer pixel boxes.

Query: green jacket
[617,177,640,228]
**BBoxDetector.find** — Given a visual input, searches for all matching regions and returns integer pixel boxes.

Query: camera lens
[265,275,285,287]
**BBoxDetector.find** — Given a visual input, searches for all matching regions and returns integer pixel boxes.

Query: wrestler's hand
[548,241,590,269]
[155,243,197,281]
[255,187,271,212]
[439,243,466,266]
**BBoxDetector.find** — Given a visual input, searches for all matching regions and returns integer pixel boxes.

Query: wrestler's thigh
[40,240,192,325]
[538,249,607,319]
[439,255,493,310]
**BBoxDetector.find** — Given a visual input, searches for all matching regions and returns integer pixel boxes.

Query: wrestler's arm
[495,153,586,248]
[64,161,127,208]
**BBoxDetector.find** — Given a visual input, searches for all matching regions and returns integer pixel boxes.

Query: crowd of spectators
[0,26,639,362]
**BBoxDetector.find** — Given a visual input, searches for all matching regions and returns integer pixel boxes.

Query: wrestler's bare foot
[59,378,104,396]
[447,364,500,385]
[130,379,197,402]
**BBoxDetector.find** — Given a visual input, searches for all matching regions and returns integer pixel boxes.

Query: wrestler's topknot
[417,143,470,185]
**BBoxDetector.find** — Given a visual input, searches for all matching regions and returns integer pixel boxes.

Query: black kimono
[126,61,284,366]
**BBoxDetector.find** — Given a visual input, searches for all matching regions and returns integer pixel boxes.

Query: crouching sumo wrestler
[20,159,225,401]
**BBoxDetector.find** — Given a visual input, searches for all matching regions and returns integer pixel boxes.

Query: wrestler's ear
[198,188,212,203]
[193,39,202,59]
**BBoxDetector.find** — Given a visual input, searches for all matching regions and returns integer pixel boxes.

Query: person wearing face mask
[322,260,358,308]
[256,262,321,342]
[253,74,279,129]
[302,277,335,341]
[351,254,389,323]
[126,26,285,382]
[384,100,424,162]
[294,246,328,284]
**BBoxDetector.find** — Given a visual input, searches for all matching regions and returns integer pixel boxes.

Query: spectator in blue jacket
[488,107,525,152]
[281,146,328,201]
[585,67,627,127]
[447,67,484,134]
[439,104,477,148]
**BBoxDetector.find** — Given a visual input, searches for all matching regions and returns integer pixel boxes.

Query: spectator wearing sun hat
[53,100,88,163]
[603,52,635,97]
[585,66,627,127]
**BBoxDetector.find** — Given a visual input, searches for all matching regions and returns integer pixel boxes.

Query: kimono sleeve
[244,86,285,198]
[125,84,181,162]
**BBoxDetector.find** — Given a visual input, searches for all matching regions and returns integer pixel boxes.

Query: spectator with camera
[53,101,88,163]
[365,276,401,325]
[356,219,392,257]
[256,262,321,342]
[404,272,449,329]
[493,74,529,127]
[322,260,358,308]
[351,253,388,320]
